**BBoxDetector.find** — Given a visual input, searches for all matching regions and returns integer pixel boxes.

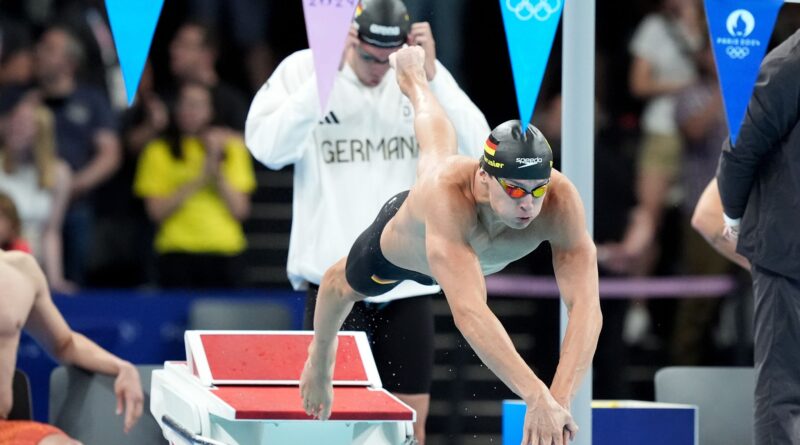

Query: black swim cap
[354,0,410,48]
[479,120,553,180]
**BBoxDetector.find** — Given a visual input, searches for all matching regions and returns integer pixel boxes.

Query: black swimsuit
[345,191,436,297]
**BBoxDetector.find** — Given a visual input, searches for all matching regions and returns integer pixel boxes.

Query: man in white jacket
[245,0,489,442]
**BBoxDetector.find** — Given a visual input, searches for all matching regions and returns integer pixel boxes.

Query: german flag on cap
[484,135,498,156]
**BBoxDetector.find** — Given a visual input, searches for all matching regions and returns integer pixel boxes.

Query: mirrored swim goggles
[495,176,550,199]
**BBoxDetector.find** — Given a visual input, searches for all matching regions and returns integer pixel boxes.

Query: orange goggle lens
[497,177,549,199]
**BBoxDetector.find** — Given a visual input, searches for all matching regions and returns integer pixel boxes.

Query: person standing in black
[717,29,800,444]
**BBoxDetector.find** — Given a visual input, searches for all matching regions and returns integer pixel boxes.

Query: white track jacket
[246,49,489,302]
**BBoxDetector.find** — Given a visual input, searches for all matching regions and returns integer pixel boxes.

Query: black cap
[354,0,410,48]
[479,120,553,180]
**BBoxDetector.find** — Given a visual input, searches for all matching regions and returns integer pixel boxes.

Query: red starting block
[150,331,416,445]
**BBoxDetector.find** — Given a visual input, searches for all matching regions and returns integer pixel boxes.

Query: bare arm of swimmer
[393,44,579,445]
[423,187,577,445]
[390,46,457,176]
[16,253,144,433]
[547,178,603,415]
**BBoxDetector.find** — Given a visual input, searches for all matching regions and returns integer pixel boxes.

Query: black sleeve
[717,33,800,219]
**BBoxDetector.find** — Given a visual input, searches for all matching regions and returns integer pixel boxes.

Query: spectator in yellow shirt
[134,81,255,288]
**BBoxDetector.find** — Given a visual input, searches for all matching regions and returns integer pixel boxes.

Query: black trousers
[305,285,435,394]
[752,265,800,444]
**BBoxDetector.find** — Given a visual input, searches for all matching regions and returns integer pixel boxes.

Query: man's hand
[722,214,741,242]
[114,362,144,434]
[389,45,427,98]
[408,22,437,81]
[299,341,337,420]
[522,390,578,445]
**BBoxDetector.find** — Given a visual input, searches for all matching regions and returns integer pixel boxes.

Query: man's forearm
[549,301,602,406]
[550,236,602,406]
[57,332,128,376]
[455,307,547,403]
[692,179,751,270]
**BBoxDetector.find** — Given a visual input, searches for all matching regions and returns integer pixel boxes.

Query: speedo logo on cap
[516,157,544,168]
[370,24,401,36]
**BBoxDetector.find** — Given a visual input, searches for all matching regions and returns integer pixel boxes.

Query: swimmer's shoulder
[419,156,479,211]
[434,155,479,185]
[1,250,45,287]
[1,249,34,267]
[539,170,585,229]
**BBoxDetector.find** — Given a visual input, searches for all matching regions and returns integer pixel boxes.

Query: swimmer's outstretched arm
[390,46,457,176]
[422,188,576,445]
[546,180,602,409]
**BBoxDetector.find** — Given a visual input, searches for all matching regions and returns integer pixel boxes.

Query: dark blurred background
[3,1,799,443]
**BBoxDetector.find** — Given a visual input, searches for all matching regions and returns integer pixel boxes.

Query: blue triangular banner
[499,0,563,125]
[105,0,164,106]
[705,0,782,145]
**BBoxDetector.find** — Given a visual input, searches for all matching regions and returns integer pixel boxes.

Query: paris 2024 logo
[718,9,758,59]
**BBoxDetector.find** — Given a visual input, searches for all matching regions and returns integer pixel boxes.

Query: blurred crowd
[0,0,261,292]
[1,0,799,399]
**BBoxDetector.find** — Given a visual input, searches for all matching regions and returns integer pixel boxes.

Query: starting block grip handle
[162,414,229,445]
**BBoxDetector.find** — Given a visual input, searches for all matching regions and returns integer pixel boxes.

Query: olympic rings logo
[725,46,750,59]
[505,0,562,22]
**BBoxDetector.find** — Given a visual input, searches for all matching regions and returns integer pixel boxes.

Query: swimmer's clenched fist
[389,44,426,96]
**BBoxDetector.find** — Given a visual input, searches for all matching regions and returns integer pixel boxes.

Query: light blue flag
[499,0,564,125]
[105,0,164,106]
[704,0,782,145]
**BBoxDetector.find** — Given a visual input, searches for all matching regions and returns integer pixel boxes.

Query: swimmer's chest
[470,227,544,275]
[0,264,35,335]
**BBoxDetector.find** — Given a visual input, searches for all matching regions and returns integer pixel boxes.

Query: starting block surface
[186,330,380,386]
[213,386,414,421]
[152,330,416,445]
